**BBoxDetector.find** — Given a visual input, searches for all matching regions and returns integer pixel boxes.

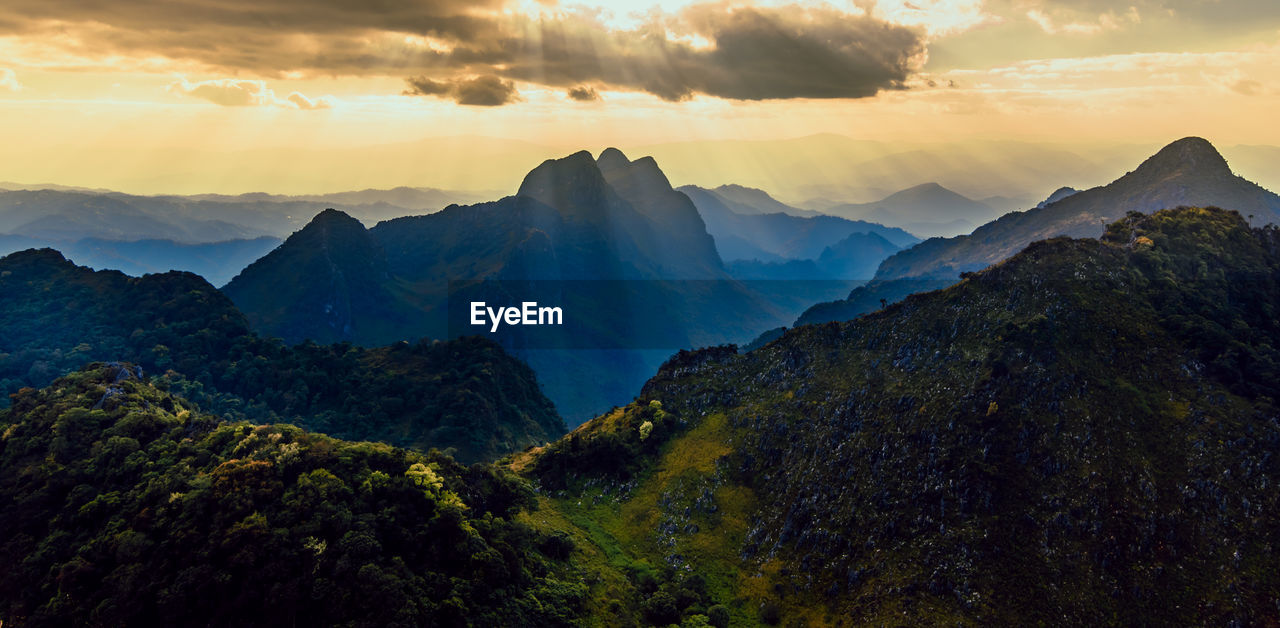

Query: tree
[642,591,680,625]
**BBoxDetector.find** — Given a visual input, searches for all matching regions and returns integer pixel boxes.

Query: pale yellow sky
[1,0,1277,195]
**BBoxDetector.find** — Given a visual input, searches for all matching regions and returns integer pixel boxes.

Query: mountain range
[225,149,827,423]
[792,137,1280,329]
[3,129,1280,624]
[680,184,917,263]
[822,182,1002,237]
[0,235,280,287]
[875,137,1280,280]
[682,183,821,217]
[0,186,480,244]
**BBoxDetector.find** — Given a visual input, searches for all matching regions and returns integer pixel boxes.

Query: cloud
[169,78,273,106]
[1026,6,1140,35]
[169,77,333,109]
[287,91,332,109]
[404,74,520,106]
[567,85,600,101]
[470,4,926,103]
[0,68,20,91]
[0,0,925,105]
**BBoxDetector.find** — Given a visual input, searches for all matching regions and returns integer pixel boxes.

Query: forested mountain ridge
[0,248,564,462]
[0,364,584,626]
[514,207,1280,625]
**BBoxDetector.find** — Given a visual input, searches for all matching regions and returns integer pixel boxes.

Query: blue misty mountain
[823,182,1000,238]
[0,186,476,243]
[680,184,918,262]
[223,149,824,423]
[694,183,821,217]
[0,234,281,287]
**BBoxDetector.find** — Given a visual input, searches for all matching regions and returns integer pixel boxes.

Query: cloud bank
[0,0,926,106]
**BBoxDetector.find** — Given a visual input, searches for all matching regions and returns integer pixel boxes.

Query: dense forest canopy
[0,364,585,626]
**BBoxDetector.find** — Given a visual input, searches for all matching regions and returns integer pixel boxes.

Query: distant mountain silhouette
[726,231,901,281]
[825,182,999,237]
[876,137,1280,280]
[192,186,487,211]
[816,231,903,279]
[681,185,918,262]
[0,186,471,247]
[1,232,278,286]
[59,237,279,286]
[790,137,1280,330]
[695,184,820,217]
[0,190,263,242]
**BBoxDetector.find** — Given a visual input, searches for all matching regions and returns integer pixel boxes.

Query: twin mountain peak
[289,147,697,255]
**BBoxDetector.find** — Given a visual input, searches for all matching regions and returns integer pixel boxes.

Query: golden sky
[1,0,1278,195]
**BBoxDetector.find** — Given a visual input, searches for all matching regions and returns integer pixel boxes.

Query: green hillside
[0,364,582,626]
[513,207,1280,625]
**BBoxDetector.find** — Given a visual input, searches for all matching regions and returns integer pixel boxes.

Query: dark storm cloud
[405,74,520,106]
[462,5,926,102]
[3,0,927,104]
[567,86,601,101]
[677,4,925,99]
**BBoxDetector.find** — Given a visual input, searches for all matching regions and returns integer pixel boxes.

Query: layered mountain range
[795,137,1280,328]
[0,185,487,291]
[6,207,1273,624]
[0,186,480,242]
[876,137,1280,280]
[3,126,1280,626]
[680,184,916,264]
[224,149,860,422]
[822,182,1002,238]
